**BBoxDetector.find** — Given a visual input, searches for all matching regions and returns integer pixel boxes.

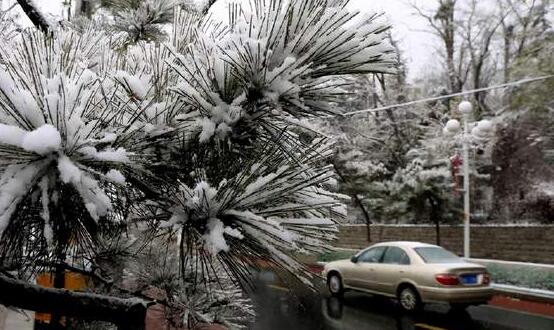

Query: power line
[329,75,553,118]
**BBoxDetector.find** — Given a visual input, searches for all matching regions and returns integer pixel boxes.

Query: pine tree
[0,0,395,328]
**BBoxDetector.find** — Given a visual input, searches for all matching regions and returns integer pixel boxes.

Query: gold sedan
[322,241,492,312]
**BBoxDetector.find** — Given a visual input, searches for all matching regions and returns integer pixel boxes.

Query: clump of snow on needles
[0,124,27,147]
[203,218,229,254]
[57,155,82,183]
[202,218,244,255]
[105,169,126,184]
[80,146,131,163]
[0,124,62,155]
[57,156,113,221]
[198,117,216,143]
[115,71,149,100]
[22,124,62,155]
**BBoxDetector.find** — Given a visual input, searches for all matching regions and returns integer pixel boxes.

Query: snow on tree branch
[16,0,52,32]
[0,30,158,266]
[169,0,395,143]
[152,140,345,286]
[0,273,148,327]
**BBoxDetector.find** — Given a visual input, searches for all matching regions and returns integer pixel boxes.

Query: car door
[346,246,387,291]
[374,246,411,295]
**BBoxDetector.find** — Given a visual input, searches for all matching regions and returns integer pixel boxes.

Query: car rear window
[414,247,460,263]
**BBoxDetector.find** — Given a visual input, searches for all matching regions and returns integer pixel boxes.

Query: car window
[382,247,410,265]
[414,247,461,263]
[357,246,387,263]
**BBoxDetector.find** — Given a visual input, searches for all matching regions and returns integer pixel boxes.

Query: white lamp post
[459,101,472,258]
[444,101,492,258]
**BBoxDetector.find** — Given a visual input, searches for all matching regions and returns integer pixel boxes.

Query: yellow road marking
[415,324,447,330]
[266,284,290,292]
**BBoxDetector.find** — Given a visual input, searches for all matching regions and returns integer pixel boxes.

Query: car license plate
[460,274,478,284]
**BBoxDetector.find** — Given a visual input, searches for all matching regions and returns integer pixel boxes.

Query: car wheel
[397,286,422,312]
[327,273,344,297]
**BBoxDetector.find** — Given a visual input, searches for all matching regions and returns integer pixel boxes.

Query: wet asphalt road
[250,271,554,330]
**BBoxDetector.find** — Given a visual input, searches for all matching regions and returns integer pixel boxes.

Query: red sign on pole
[450,152,463,196]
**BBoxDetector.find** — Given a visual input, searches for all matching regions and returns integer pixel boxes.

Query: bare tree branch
[202,0,218,15]
[410,0,461,93]
[409,1,447,40]
[16,0,51,32]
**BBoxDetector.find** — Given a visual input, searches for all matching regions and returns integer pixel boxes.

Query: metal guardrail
[492,284,554,304]
[467,258,554,270]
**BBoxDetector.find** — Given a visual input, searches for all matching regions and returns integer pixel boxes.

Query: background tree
[411,0,466,96]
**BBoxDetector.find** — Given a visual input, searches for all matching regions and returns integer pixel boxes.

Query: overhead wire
[319,75,554,119]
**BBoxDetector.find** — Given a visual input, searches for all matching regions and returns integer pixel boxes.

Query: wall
[335,224,554,264]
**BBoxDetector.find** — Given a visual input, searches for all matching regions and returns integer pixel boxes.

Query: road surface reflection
[323,294,487,330]
[250,271,554,330]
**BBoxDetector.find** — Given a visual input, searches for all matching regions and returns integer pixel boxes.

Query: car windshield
[414,247,461,263]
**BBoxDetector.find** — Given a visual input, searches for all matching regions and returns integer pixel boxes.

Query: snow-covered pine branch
[104,0,177,44]
[169,0,395,143]
[150,139,345,287]
[0,29,159,271]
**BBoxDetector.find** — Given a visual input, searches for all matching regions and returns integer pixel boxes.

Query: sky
[2,0,438,81]
[347,0,437,80]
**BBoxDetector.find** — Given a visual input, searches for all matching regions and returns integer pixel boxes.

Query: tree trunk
[353,193,372,242]
[435,220,441,246]
[428,196,441,246]
[16,0,51,32]
[473,64,486,117]
[502,24,512,84]
[333,163,372,240]
[73,0,93,18]
[0,273,147,329]
[445,40,458,93]
[442,0,460,93]
[50,265,66,327]
[502,23,514,107]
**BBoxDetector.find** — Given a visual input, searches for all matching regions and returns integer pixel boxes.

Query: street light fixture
[444,101,493,258]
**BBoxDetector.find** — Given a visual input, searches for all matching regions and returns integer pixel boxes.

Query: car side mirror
[350,255,358,263]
